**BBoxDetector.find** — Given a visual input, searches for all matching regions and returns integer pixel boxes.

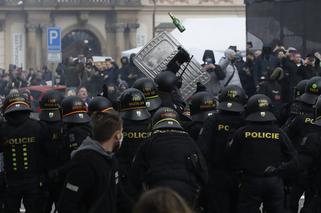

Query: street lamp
[152,0,157,38]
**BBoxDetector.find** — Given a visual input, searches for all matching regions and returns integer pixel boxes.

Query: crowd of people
[0,42,321,213]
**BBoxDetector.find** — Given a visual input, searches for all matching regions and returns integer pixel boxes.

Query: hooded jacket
[219,49,243,89]
[58,137,118,213]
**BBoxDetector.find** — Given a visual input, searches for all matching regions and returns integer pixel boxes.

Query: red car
[20,85,66,112]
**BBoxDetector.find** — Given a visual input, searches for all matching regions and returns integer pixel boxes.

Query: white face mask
[113,132,124,152]
[118,133,124,148]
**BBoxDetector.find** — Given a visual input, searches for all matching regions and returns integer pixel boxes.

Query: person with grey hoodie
[58,111,123,213]
[218,49,243,90]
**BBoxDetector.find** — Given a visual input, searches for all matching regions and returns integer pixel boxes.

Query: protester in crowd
[58,111,122,213]
[257,67,286,121]
[103,60,119,86]
[202,50,225,97]
[218,48,243,89]
[238,51,256,97]
[77,86,91,106]
[42,65,52,82]
[133,188,193,213]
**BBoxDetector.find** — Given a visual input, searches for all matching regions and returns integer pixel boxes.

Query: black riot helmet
[245,94,276,122]
[133,78,162,112]
[119,88,151,121]
[294,79,309,100]
[314,95,321,126]
[39,90,63,122]
[190,91,217,122]
[88,96,113,116]
[2,92,31,115]
[299,77,321,105]
[152,107,183,131]
[61,96,90,124]
[155,71,178,93]
[218,85,247,112]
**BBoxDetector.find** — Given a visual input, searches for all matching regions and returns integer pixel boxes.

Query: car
[20,85,66,112]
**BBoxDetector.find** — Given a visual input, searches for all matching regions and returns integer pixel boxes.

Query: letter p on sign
[47,27,61,52]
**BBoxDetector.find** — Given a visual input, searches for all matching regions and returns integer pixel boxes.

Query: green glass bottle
[168,12,186,33]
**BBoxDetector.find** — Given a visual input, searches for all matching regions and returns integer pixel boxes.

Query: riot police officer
[228,94,296,213]
[197,84,246,213]
[39,90,64,213]
[131,107,208,208]
[184,91,217,141]
[88,96,113,116]
[271,95,321,213]
[133,77,162,115]
[117,88,151,172]
[282,77,321,213]
[155,71,189,123]
[0,93,51,213]
[61,96,91,161]
[117,88,151,213]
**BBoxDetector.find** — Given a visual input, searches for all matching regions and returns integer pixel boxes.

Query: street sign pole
[47,27,62,87]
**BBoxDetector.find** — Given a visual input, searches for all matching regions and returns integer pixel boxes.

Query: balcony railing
[1,0,140,7]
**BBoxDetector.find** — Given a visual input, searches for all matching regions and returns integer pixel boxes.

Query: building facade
[0,0,244,70]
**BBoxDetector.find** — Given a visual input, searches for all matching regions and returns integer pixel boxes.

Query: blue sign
[47,27,61,52]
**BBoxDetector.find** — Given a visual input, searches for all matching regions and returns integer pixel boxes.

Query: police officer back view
[117,88,151,172]
[61,96,91,162]
[133,77,162,116]
[116,88,151,213]
[88,96,114,116]
[271,95,321,213]
[39,90,64,213]
[282,77,321,213]
[131,107,208,208]
[197,85,246,213]
[228,94,296,213]
[184,91,217,141]
[0,93,51,213]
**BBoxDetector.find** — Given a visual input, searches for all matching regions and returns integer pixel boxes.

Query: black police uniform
[61,96,92,162]
[0,93,51,213]
[39,90,65,213]
[116,88,151,213]
[282,78,321,213]
[228,94,296,213]
[184,91,217,141]
[117,88,151,172]
[197,85,246,213]
[272,95,321,212]
[133,77,162,116]
[131,107,208,208]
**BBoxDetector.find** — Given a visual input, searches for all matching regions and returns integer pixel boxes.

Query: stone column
[40,23,49,67]
[105,24,116,59]
[113,22,127,63]
[0,20,5,69]
[26,23,38,70]
[127,23,140,49]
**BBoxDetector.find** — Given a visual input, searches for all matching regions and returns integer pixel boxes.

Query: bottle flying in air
[168,12,186,33]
